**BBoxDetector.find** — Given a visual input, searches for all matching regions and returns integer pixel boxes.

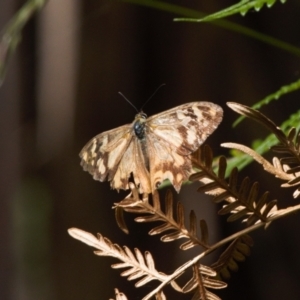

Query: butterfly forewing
[145,102,223,191]
[80,101,223,194]
[80,125,132,182]
[146,102,223,155]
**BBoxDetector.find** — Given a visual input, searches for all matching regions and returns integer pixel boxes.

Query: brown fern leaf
[272,127,300,159]
[271,128,300,198]
[155,291,166,300]
[115,206,129,234]
[221,142,300,200]
[222,143,294,182]
[109,288,128,300]
[227,102,300,198]
[115,184,210,250]
[227,102,287,144]
[182,264,226,300]
[191,145,277,226]
[68,228,168,287]
[211,235,253,280]
[111,248,166,287]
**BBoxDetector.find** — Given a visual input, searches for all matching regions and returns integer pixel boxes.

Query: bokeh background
[1,0,300,299]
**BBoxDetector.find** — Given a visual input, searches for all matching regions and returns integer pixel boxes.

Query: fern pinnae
[238,177,251,202]
[228,167,239,194]
[115,206,129,234]
[155,291,166,300]
[227,102,287,144]
[177,201,185,229]
[213,191,232,204]
[200,219,209,245]
[117,186,209,249]
[204,143,214,169]
[197,181,221,193]
[164,189,174,221]
[189,210,197,236]
[296,130,300,151]
[287,127,297,143]
[152,187,162,211]
[182,264,203,293]
[68,228,167,286]
[192,144,276,224]
[222,142,292,180]
[247,181,259,206]
[182,264,226,299]
[286,165,300,174]
[109,288,128,300]
[211,235,253,280]
[217,156,227,180]
[218,201,243,216]
[180,211,203,250]
[293,188,300,199]
[226,208,249,222]
[286,176,300,186]
[134,247,146,267]
[280,156,300,165]
[111,246,168,286]
[160,202,187,242]
[262,200,278,219]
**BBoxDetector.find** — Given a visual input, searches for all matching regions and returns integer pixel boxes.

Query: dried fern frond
[68,228,220,299]
[115,184,210,250]
[155,291,166,300]
[68,228,168,287]
[183,264,226,300]
[227,102,287,144]
[211,235,253,280]
[271,128,300,197]
[221,143,293,181]
[227,102,300,157]
[109,288,128,300]
[191,145,277,226]
[227,102,300,198]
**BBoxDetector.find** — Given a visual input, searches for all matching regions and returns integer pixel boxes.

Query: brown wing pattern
[80,124,132,186]
[111,138,151,193]
[145,102,223,192]
[146,102,223,155]
[80,124,152,193]
[146,132,192,192]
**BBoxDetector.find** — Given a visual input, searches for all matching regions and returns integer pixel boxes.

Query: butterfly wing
[145,102,223,192]
[80,123,151,193]
[111,138,151,193]
[146,102,223,155]
[80,124,132,186]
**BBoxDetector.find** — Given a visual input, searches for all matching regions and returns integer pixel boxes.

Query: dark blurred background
[1,0,300,299]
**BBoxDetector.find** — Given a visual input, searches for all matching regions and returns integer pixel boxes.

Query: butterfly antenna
[140,83,166,111]
[118,92,139,113]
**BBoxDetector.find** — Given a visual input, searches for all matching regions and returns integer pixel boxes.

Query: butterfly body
[80,102,223,194]
[133,113,147,140]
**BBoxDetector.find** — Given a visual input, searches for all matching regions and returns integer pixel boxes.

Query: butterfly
[80,102,223,194]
